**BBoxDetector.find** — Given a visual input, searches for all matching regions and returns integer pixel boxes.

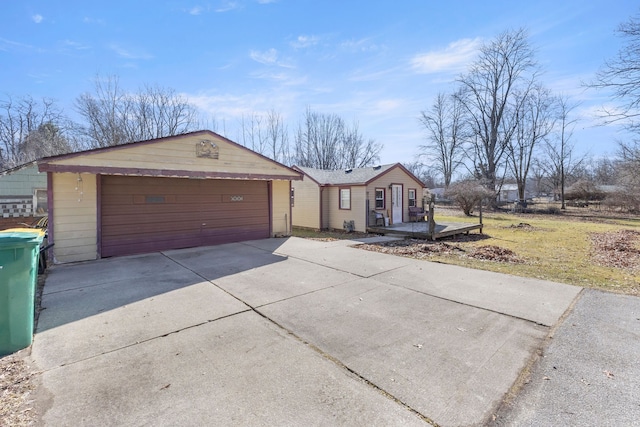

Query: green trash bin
[0,228,46,356]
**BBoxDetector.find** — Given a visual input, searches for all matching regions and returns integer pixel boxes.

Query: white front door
[391,184,403,224]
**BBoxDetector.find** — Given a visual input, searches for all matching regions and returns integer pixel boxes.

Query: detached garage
[38,130,302,263]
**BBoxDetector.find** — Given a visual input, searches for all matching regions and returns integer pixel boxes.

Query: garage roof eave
[38,164,302,181]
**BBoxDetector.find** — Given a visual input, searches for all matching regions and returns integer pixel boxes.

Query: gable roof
[1,160,38,176]
[38,130,302,181]
[294,163,425,187]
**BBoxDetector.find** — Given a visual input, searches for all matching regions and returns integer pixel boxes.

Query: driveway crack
[162,252,438,425]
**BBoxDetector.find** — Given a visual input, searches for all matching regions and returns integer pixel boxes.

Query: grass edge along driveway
[297,211,640,295]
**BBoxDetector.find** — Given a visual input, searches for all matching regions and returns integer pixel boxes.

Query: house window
[34,189,48,216]
[408,189,417,207]
[375,188,385,209]
[339,188,351,210]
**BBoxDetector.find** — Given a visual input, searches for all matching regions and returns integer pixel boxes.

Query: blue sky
[1,1,638,165]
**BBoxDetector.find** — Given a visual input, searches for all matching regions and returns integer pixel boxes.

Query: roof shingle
[294,164,397,185]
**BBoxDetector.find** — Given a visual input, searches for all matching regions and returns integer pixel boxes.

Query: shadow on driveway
[31,236,584,426]
[38,242,287,332]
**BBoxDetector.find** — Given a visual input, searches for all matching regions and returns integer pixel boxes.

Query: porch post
[428,194,436,240]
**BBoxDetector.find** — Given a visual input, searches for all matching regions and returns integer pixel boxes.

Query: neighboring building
[38,130,302,263]
[429,187,446,200]
[498,184,533,203]
[0,161,47,229]
[597,185,623,194]
[291,163,425,232]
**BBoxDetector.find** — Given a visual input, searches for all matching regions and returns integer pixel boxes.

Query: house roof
[1,160,38,176]
[38,130,302,181]
[294,163,425,187]
[500,184,519,191]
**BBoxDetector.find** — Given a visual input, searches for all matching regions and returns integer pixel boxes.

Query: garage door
[100,176,270,257]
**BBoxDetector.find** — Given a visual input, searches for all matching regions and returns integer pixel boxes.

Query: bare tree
[403,160,438,188]
[456,28,537,201]
[590,157,618,185]
[239,112,266,154]
[129,84,198,140]
[419,91,467,188]
[75,76,128,147]
[264,109,290,164]
[529,160,548,197]
[340,121,380,169]
[20,122,78,162]
[506,85,555,205]
[0,95,73,169]
[541,95,585,208]
[75,75,198,148]
[589,12,640,134]
[617,140,640,192]
[293,108,381,169]
[238,109,290,164]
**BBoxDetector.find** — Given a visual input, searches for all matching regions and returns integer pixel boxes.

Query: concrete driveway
[30,237,581,426]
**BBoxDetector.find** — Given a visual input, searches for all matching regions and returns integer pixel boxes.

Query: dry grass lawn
[423,210,640,295]
[300,207,640,295]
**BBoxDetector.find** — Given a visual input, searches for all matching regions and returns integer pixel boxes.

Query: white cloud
[579,103,634,129]
[257,0,277,4]
[32,14,44,24]
[215,2,240,12]
[411,38,481,74]
[83,17,106,25]
[185,90,301,136]
[62,40,90,50]
[348,66,399,82]
[340,37,381,53]
[249,48,295,68]
[372,99,403,114]
[250,48,278,64]
[0,37,39,53]
[189,6,205,15]
[290,35,320,49]
[108,43,153,60]
[249,70,307,86]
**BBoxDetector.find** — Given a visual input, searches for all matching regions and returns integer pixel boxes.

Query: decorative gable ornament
[196,140,219,159]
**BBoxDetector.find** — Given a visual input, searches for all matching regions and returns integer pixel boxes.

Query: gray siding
[0,164,46,196]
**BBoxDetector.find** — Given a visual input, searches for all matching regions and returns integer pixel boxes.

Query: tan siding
[291,176,320,229]
[324,186,367,232]
[52,173,97,263]
[271,180,291,236]
[366,168,425,223]
[321,187,331,229]
[50,134,299,178]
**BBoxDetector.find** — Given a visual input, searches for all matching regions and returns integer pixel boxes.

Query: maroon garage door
[100,176,270,257]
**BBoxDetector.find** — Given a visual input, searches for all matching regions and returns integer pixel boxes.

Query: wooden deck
[367,220,483,240]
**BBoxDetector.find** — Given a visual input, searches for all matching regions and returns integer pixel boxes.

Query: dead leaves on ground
[467,245,524,263]
[0,356,37,427]
[589,229,640,271]
[361,228,640,272]
[359,240,524,264]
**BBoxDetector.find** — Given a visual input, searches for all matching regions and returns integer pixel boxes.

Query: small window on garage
[408,189,417,207]
[145,195,166,203]
[340,188,351,210]
[375,188,385,209]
